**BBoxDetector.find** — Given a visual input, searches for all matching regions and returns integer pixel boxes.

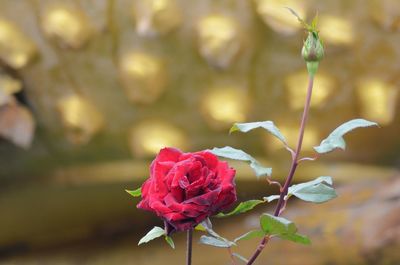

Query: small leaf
[125,187,141,197]
[314,119,378,154]
[234,230,265,243]
[199,235,233,248]
[287,176,336,203]
[138,226,165,245]
[289,176,333,193]
[263,195,280,202]
[292,182,337,203]
[232,253,249,263]
[216,200,265,218]
[165,236,175,249]
[285,7,309,30]
[195,223,206,232]
[311,12,319,30]
[210,146,272,177]
[260,214,297,236]
[230,121,287,145]
[280,233,311,245]
[200,219,235,246]
[259,214,311,245]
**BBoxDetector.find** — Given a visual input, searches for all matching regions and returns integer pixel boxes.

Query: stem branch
[246,75,315,265]
[186,229,193,265]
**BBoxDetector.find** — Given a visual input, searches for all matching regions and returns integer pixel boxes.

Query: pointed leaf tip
[126,187,141,197]
[210,146,272,178]
[229,121,287,145]
[138,226,165,245]
[165,236,175,249]
[314,119,378,154]
[216,199,265,218]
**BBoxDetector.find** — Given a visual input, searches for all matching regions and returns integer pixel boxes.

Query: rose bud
[137,147,237,234]
[302,31,324,76]
[302,31,324,62]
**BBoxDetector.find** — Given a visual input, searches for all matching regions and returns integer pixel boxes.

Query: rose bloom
[137,147,237,233]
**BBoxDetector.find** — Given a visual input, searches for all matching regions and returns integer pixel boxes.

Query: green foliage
[198,218,236,248]
[210,146,272,177]
[260,214,297,235]
[314,119,378,154]
[289,176,337,203]
[230,121,287,145]
[194,223,206,232]
[216,199,265,218]
[199,235,233,248]
[280,233,311,245]
[259,214,311,245]
[264,195,280,202]
[165,236,175,249]
[138,226,165,245]
[125,187,141,197]
[234,230,265,243]
[264,176,336,204]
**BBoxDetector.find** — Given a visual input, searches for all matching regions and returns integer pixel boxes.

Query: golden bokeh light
[119,52,167,104]
[253,0,306,35]
[57,95,104,144]
[265,124,319,152]
[129,120,188,158]
[41,6,92,49]
[369,0,400,31]
[201,86,249,130]
[285,70,335,110]
[0,19,37,69]
[318,15,355,46]
[132,0,182,37]
[196,15,242,69]
[356,78,398,125]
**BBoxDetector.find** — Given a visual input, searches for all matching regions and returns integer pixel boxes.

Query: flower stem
[186,229,193,265]
[246,75,315,265]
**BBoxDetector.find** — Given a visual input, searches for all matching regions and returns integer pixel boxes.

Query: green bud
[302,32,324,63]
[302,31,324,76]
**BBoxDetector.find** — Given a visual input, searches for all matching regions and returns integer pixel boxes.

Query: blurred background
[0,0,399,264]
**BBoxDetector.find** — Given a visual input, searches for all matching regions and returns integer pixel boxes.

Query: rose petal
[185,189,220,206]
[197,151,219,170]
[156,147,182,162]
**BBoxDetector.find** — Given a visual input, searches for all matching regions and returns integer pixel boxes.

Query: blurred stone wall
[0,0,399,181]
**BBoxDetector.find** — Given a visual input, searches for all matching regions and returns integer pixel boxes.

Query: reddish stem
[246,75,315,265]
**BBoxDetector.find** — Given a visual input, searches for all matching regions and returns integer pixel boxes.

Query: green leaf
[165,236,175,249]
[280,233,311,245]
[230,121,287,145]
[234,230,265,243]
[259,214,311,245]
[195,223,206,232]
[199,235,233,248]
[216,200,265,218]
[138,226,165,245]
[265,177,336,204]
[210,146,272,177]
[292,183,337,203]
[232,253,249,263]
[200,219,235,246]
[260,214,297,236]
[263,195,280,202]
[125,187,141,197]
[314,119,378,154]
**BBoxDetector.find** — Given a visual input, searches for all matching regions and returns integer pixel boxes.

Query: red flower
[137,147,237,233]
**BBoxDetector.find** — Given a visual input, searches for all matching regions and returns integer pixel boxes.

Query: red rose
[137,147,237,232]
